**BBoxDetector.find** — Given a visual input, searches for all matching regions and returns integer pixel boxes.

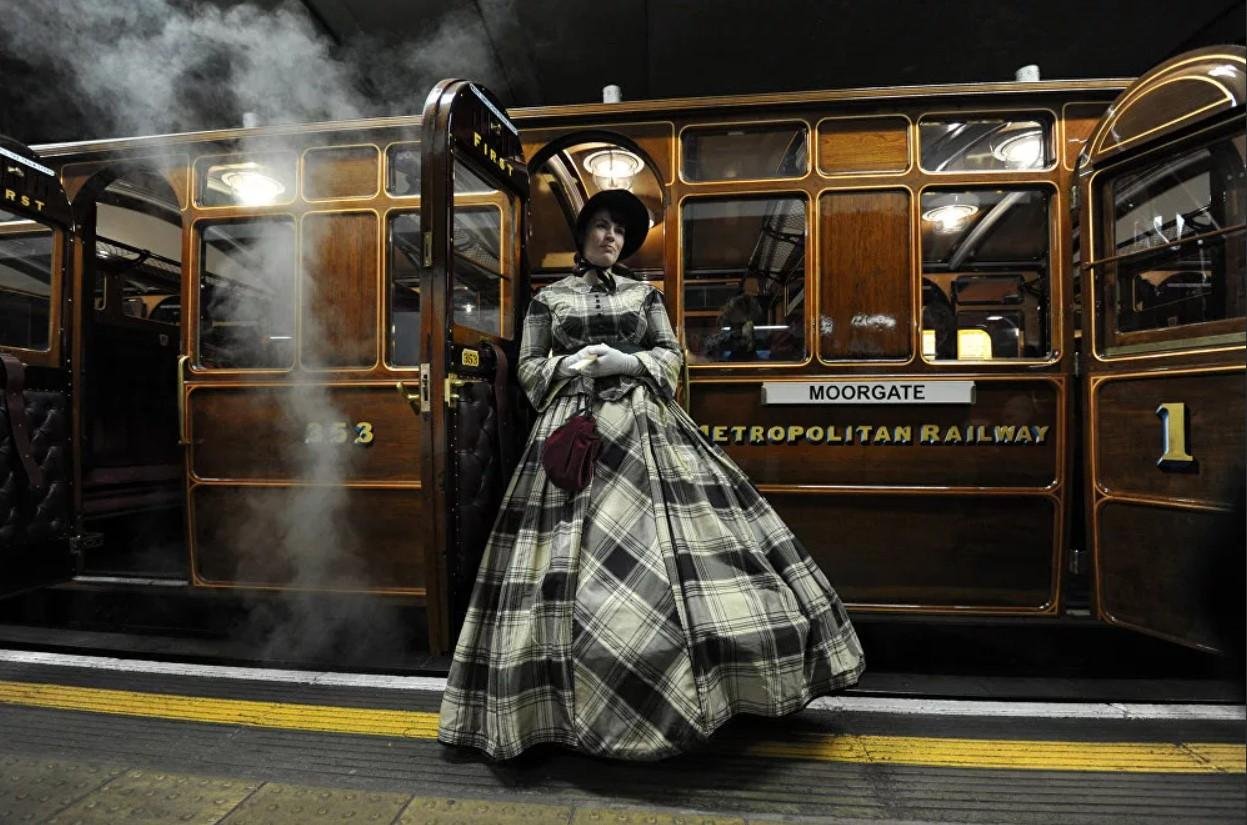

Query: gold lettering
[892,425,911,444]
[805,426,824,443]
[699,424,710,437]
[474,132,482,148]
[3,189,14,202]
[1033,425,1050,444]
[920,424,940,444]
[730,425,746,444]
[33,199,44,212]
[749,425,765,445]
[975,425,988,442]
[855,425,872,442]
[827,426,843,444]
[872,426,891,444]
[1013,427,1033,444]
[786,425,804,444]
[1155,403,1194,468]
[712,425,728,444]
[943,426,962,444]
[20,194,30,207]
[767,425,786,444]
[994,425,1016,443]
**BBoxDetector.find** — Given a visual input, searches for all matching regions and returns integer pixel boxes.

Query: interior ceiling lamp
[583,148,644,191]
[990,128,1045,168]
[210,161,286,205]
[922,192,980,234]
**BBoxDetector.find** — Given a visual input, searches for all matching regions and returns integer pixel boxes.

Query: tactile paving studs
[398,796,573,824]
[0,756,121,824]
[572,810,746,825]
[47,769,259,825]
[220,782,410,824]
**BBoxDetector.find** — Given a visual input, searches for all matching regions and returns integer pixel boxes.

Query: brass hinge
[423,231,432,268]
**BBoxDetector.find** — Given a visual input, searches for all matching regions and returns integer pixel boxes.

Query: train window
[303,145,380,201]
[95,171,183,324]
[453,158,509,337]
[528,139,665,292]
[1101,133,1247,350]
[301,212,378,368]
[0,217,53,351]
[681,123,808,182]
[386,143,420,197]
[918,115,1053,172]
[683,195,807,363]
[197,218,296,369]
[817,116,910,176]
[387,211,422,366]
[819,189,911,360]
[921,188,1052,361]
[195,153,297,208]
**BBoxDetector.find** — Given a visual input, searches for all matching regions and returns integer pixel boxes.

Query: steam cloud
[0,0,509,139]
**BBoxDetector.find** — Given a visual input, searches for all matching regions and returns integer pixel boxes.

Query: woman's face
[581,208,625,268]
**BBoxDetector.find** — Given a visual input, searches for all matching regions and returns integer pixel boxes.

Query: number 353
[304,421,374,445]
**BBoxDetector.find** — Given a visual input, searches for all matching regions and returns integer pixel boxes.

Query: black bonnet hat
[574,189,651,261]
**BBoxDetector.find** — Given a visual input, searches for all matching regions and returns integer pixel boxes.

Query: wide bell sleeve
[516,298,572,411]
[633,288,683,401]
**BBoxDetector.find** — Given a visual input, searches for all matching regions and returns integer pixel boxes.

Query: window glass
[919,116,1052,172]
[683,196,807,363]
[1102,134,1246,347]
[386,142,421,197]
[452,162,507,337]
[95,172,183,325]
[198,219,296,368]
[0,225,53,350]
[682,123,808,182]
[195,153,296,208]
[388,211,422,365]
[921,188,1051,361]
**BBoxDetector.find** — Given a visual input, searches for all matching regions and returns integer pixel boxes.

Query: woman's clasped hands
[558,343,643,378]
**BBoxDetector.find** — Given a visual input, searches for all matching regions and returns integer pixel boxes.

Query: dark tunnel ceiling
[1,0,1243,144]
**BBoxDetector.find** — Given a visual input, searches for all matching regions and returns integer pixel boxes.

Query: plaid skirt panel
[438,387,865,760]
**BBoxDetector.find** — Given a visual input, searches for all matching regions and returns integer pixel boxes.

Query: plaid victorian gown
[438,271,865,760]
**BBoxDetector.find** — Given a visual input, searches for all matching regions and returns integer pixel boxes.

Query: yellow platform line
[0,679,1241,774]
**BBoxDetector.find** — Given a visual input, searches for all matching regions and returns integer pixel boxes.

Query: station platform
[0,650,1242,824]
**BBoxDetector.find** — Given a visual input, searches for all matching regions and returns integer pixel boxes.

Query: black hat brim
[575,189,650,261]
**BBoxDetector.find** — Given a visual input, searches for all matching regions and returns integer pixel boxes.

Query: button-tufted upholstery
[0,388,70,551]
[448,380,504,627]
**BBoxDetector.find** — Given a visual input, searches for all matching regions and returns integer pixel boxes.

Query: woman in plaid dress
[439,189,864,760]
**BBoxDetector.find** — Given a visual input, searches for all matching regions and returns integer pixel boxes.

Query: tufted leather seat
[0,388,70,552]
[448,380,504,626]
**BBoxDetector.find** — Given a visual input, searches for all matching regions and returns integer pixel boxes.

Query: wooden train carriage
[0,48,1241,656]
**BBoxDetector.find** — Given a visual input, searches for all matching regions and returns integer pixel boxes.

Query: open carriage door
[1078,47,1246,654]
[0,137,76,595]
[421,81,529,653]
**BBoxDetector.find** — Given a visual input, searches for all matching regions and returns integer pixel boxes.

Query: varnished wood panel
[190,385,420,482]
[775,493,1055,608]
[300,212,377,368]
[817,116,909,175]
[192,485,425,590]
[1061,103,1109,171]
[1098,500,1242,652]
[1094,371,1244,504]
[691,379,1059,487]
[819,190,911,360]
[303,145,380,200]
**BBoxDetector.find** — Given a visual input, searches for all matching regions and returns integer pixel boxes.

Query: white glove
[555,345,599,377]
[580,343,642,378]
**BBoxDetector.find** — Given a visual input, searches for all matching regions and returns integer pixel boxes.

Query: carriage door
[421,81,529,652]
[0,137,76,595]
[1078,47,1245,654]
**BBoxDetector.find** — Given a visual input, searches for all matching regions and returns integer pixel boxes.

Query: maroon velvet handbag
[541,407,601,492]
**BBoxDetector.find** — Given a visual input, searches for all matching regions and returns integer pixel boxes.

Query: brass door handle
[176,354,190,445]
